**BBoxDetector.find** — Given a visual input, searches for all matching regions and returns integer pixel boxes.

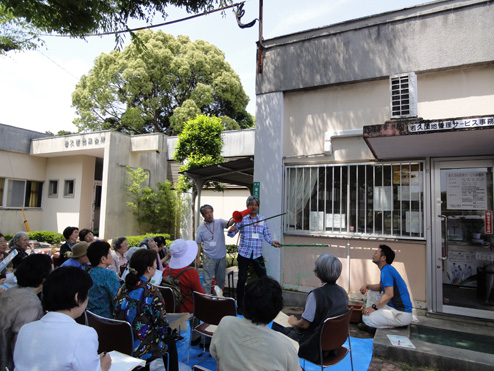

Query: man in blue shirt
[228,196,281,311]
[60,242,89,270]
[360,244,413,329]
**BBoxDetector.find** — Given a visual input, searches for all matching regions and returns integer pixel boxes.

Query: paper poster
[446,172,487,210]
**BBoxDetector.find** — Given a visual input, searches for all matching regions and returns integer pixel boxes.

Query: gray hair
[246,196,260,207]
[139,237,154,249]
[200,204,213,216]
[314,254,342,284]
[8,231,29,249]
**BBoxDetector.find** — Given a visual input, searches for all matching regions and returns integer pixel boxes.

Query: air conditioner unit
[390,72,417,118]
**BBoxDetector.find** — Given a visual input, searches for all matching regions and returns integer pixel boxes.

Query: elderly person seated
[109,237,129,276]
[211,276,301,371]
[59,226,79,263]
[79,228,98,244]
[8,231,30,269]
[140,237,164,271]
[87,241,121,318]
[272,254,349,364]
[60,241,90,270]
[162,239,204,314]
[114,249,178,371]
[0,254,53,371]
[14,267,112,371]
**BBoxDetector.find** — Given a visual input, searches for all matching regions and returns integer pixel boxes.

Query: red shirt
[163,266,205,313]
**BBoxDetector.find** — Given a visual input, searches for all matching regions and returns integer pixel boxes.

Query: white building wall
[254,92,284,281]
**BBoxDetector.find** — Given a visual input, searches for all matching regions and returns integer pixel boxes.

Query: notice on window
[374,186,392,211]
[446,172,487,210]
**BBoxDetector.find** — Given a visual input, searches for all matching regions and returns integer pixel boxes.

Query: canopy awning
[363,115,494,160]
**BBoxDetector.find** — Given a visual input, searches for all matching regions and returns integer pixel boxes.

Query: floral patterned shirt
[114,277,169,361]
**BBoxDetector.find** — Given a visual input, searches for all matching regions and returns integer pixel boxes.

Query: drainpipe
[324,129,363,155]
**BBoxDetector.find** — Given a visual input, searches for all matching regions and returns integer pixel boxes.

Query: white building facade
[254,0,494,320]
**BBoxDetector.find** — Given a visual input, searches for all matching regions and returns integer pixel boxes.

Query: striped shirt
[228,214,274,259]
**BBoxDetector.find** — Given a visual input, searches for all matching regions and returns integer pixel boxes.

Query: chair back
[320,307,353,352]
[74,311,87,325]
[86,310,134,356]
[155,285,176,313]
[192,291,236,325]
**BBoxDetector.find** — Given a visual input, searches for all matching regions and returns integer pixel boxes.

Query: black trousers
[236,254,267,311]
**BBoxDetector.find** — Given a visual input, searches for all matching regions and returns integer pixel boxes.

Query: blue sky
[0,0,427,134]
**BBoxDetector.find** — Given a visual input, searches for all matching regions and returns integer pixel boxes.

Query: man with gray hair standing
[196,204,234,295]
[228,196,281,312]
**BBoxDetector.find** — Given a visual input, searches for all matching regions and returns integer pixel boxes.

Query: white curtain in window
[287,168,317,228]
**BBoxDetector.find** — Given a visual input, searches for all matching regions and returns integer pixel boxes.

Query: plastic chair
[155,285,176,313]
[86,310,134,356]
[303,308,354,371]
[187,291,237,364]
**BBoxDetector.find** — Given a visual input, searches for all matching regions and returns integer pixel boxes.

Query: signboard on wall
[446,172,487,210]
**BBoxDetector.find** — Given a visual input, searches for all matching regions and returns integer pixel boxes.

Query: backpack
[160,267,193,312]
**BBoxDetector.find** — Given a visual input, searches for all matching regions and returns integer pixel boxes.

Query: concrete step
[373,314,494,371]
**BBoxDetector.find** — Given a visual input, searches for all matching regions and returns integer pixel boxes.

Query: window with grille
[0,178,43,208]
[390,73,417,118]
[284,162,425,239]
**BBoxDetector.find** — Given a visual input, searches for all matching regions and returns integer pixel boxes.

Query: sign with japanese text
[485,210,493,234]
[409,116,494,133]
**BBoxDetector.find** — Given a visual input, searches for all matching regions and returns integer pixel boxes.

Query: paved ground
[283,306,437,371]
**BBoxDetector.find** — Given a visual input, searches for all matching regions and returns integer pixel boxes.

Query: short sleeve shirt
[196,219,227,259]
[380,264,413,313]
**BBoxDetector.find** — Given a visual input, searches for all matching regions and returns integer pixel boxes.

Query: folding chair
[86,310,134,356]
[187,291,237,364]
[303,307,354,371]
[155,285,176,313]
[74,311,87,325]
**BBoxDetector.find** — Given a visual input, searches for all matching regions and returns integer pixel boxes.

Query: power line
[46,1,247,38]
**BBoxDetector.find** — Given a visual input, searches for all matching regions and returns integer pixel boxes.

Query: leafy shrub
[125,233,171,248]
[3,231,64,245]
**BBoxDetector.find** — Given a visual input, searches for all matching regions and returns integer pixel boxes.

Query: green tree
[1,0,232,53]
[72,30,251,135]
[174,114,224,225]
[125,167,183,236]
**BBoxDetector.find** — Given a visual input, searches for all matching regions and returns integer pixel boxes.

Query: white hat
[169,239,197,269]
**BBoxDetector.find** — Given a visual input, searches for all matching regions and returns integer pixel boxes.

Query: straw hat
[66,242,88,259]
[169,239,197,269]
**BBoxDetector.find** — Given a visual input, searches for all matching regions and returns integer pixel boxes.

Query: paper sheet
[108,350,145,371]
[386,335,416,348]
[273,311,292,328]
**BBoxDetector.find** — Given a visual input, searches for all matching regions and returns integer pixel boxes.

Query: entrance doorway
[431,159,494,319]
[91,181,102,233]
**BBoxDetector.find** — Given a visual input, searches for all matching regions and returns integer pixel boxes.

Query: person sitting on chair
[87,241,121,318]
[114,249,178,371]
[272,254,348,364]
[60,241,90,270]
[13,267,111,371]
[0,254,53,371]
[211,276,301,371]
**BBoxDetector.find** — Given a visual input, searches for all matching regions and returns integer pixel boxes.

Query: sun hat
[169,239,197,269]
[66,242,88,259]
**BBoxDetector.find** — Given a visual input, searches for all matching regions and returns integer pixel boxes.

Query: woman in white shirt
[14,267,112,371]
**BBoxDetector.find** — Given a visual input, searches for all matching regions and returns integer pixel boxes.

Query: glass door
[431,159,494,319]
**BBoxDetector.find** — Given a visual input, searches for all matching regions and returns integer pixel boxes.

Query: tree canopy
[72,30,253,135]
[174,114,224,192]
[0,0,232,53]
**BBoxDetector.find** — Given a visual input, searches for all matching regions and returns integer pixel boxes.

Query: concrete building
[254,0,494,320]
[0,125,252,241]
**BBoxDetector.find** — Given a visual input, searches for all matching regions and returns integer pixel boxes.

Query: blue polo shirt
[380,264,412,313]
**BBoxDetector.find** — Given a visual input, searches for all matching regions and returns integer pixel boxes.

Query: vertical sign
[253,182,260,198]
[253,182,260,213]
[485,211,493,234]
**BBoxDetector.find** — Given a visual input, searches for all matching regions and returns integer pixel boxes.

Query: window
[390,72,417,118]
[284,162,425,239]
[48,180,58,197]
[0,178,43,208]
[64,180,75,197]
